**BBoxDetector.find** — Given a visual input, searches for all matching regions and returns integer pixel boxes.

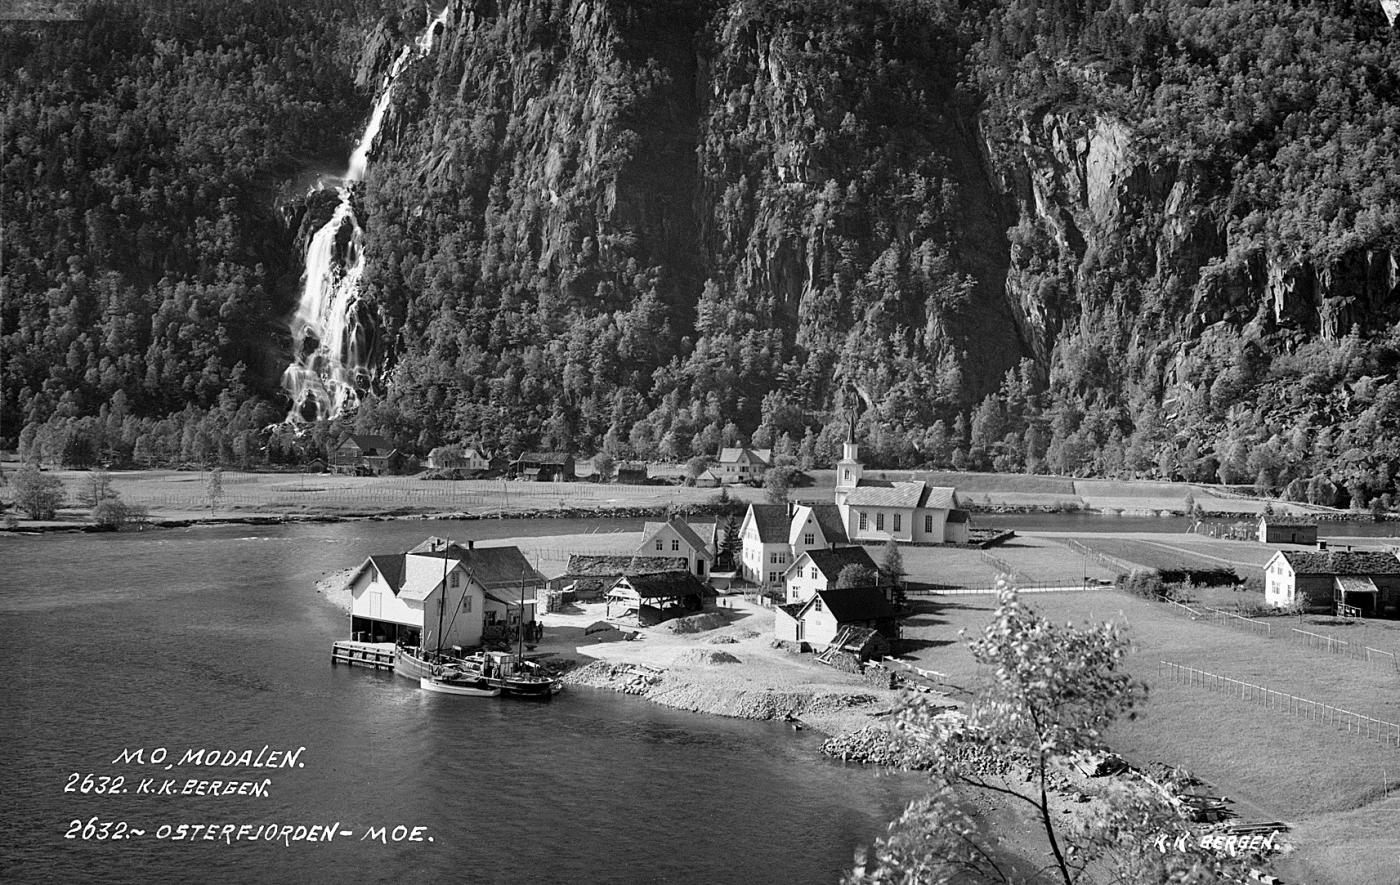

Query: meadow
[898,588,1400,885]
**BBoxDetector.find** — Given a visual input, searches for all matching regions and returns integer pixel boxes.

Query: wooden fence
[1158,661,1400,749]
[1061,538,1132,576]
[1159,598,1400,674]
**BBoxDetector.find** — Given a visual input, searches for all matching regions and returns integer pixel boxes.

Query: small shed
[1258,514,1319,545]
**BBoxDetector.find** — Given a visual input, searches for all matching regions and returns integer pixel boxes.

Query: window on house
[876,513,885,531]
[810,567,818,579]
[859,512,868,530]
[804,533,814,545]
[770,552,779,564]
[814,598,822,612]
[671,539,680,551]
[449,572,459,588]
[655,540,663,551]
[768,572,778,583]
[925,514,933,534]
[461,596,472,612]
[893,514,901,532]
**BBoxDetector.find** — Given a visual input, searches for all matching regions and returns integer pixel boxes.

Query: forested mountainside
[3,0,1400,504]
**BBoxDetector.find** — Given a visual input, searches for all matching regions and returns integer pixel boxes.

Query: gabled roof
[410,538,545,588]
[516,451,573,465]
[612,571,709,599]
[946,508,969,524]
[340,434,396,454]
[1276,550,1400,577]
[1335,576,1379,594]
[790,545,878,581]
[641,518,716,557]
[350,553,407,593]
[562,554,688,577]
[808,587,897,622]
[845,480,927,509]
[718,447,772,465]
[790,503,848,546]
[744,503,792,543]
[918,486,958,509]
[1260,514,1318,527]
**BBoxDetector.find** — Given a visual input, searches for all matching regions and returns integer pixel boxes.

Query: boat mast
[435,537,450,660]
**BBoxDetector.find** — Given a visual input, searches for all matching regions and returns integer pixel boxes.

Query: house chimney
[787,501,795,518]
[468,539,475,550]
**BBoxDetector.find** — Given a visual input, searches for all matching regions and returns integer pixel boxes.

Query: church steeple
[835,412,862,506]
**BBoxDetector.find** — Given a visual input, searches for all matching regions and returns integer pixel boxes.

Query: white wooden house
[738,503,795,588]
[773,587,900,647]
[1263,549,1400,614]
[781,546,879,604]
[638,517,717,579]
[715,447,772,484]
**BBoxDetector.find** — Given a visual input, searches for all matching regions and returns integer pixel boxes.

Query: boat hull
[419,676,500,697]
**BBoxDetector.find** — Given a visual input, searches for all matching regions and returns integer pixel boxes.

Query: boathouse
[347,538,545,649]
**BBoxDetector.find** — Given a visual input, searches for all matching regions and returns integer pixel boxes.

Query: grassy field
[1073,535,1262,573]
[898,588,1400,885]
[1,466,766,522]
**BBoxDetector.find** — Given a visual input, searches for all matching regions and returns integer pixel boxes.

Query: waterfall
[281,4,452,423]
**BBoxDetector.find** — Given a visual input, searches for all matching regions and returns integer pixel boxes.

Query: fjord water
[0,521,925,884]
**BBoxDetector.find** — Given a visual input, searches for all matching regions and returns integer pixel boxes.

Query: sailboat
[460,572,561,698]
[418,540,500,698]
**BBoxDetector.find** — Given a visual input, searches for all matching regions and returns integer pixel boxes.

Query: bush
[1118,569,1164,599]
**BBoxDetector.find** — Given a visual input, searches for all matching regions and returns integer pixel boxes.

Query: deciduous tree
[849,587,1267,884]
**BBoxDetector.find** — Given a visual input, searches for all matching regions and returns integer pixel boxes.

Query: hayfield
[898,588,1400,885]
[1072,535,1250,573]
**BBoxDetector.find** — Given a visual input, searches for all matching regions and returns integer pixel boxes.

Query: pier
[330,640,396,671]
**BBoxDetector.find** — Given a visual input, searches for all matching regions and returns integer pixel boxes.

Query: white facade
[349,556,485,650]
[738,506,790,587]
[783,552,832,604]
[639,520,714,578]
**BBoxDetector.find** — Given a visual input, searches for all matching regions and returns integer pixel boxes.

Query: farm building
[606,571,710,625]
[511,452,575,482]
[549,554,688,596]
[1257,515,1319,545]
[773,587,901,649]
[1263,550,1400,615]
[333,435,414,475]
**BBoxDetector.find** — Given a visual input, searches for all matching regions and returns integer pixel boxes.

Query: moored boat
[419,673,501,697]
[468,650,561,698]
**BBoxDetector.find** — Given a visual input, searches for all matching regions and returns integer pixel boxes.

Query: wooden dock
[331,640,396,671]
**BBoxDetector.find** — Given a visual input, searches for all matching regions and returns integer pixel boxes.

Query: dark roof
[363,553,406,590]
[813,587,898,622]
[806,503,848,544]
[517,451,573,465]
[341,434,396,454]
[412,540,546,588]
[641,518,715,556]
[562,554,689,577]
[777,603,805,618]
[1260,514,1318,527]
[1278,551,1400,577]
[802,546,877,581]
[617,571,708,599]
[747,504,792,543]
[947,509,969,524]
